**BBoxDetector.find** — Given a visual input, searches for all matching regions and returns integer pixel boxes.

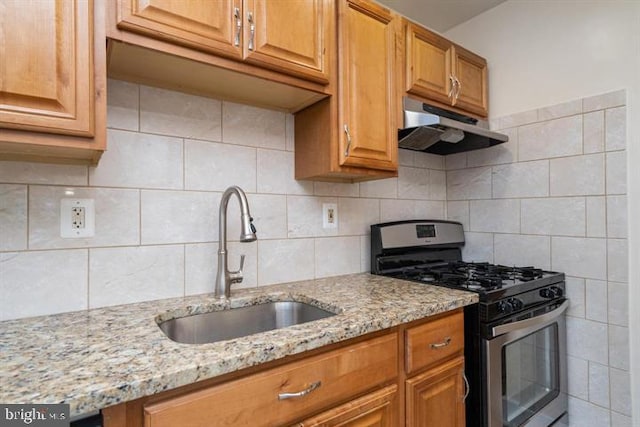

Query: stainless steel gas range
[371,220,568,427]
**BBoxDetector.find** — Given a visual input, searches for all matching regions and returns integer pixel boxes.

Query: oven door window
[502,324,559,426]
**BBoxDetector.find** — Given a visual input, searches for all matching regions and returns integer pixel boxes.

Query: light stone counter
[0,273,477,416]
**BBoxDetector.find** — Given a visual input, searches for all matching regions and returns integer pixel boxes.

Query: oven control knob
[539,288,554,299]
[508,297,524,311]
[497,300,514,314]
[550,286,564,297]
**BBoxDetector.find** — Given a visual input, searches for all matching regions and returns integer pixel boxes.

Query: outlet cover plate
[61,199,95,238]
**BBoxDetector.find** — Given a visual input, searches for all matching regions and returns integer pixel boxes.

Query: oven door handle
[491,300,569,337]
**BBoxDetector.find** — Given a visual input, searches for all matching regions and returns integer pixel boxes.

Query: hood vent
[399,97,508,155]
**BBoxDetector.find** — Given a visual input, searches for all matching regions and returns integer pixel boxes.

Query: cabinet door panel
[245,0,329,83]
[405,23,453,106]
[116,0,242,58]
[0,0,93,136]
[452,46,487,117]
[339,0,397,171]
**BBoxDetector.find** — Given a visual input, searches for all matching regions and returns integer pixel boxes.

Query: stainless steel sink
[159,301,336,344]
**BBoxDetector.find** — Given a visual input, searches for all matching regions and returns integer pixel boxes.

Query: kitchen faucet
[215,186,257,299]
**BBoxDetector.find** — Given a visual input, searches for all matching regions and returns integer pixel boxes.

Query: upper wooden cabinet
[295,0,399,182]
[0,0,106,164]
[405,21,488,118]
[115,0,330,84]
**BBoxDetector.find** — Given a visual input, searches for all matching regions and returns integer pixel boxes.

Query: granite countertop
[0,273,477,417]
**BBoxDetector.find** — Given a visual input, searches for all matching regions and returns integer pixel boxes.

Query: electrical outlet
[322,203,338,229]
[61,199,95,238]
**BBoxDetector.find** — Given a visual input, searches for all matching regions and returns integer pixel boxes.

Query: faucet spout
[215,186,257,299]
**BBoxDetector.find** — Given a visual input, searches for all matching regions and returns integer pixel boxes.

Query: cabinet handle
[278,381,322,400]
[247,11,255,51]
[233,7,241,47]
[343,124,352,157]
[463,372,470,402]
[454,76,462,102]
[429,336,451,349]
[448,75,455,99]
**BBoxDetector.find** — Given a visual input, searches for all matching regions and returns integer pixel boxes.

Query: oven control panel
[482,282,566,322]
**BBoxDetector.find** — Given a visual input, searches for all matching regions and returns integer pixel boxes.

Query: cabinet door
[299,385,398,427]
[116,0,242,59]
[0,0,93,136]
[338,0,397,171]
[452,45,488,117]
[244,0,330,83]
[406,357,466,427]
[405,22,453,106]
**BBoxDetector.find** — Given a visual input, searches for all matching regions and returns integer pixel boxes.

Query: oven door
[485,300,568,427]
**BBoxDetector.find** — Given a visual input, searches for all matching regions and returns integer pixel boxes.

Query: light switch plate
[322,203,338,229]
[60,199,95,238]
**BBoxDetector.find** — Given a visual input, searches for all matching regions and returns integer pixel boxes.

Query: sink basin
[159,301,336,344]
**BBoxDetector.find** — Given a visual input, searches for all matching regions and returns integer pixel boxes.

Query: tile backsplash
[447,89,630,426]
[0,79,447,321]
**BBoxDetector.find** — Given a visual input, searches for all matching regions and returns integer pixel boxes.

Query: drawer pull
[430,337,451,349]
[278,381,322,400]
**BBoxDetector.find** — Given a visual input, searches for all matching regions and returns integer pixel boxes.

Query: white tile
[359,178,397,199]
[521,197,585,237]
[338,198,379,236]
[538,98,582,121]
[285,113,295,152]
[586,196,607,238]
[609,368,631,416]
[469,199,520,233]
[91,129,183,189]
[141,190,217,244]
[588,362,610,408]
[565,277,585,318]
[398,166,429,199]
[313,181,359,197]
[184,140,256,192]
[609,325,630,371]
[0,250,88,320]
[566,317,608,364]
[608,282,628,326]
[610,412,632,427]
[415,201,446,219]
[249,194,287,240]
[606,151,626,195]
[461,232,494,263]
[222,102,285,150]
[107,78,139,131]
[447,167,492,200]
[568,396,610,427]
[606,196,627,238]
[429,170,446,200]
[89,245,184,308]
[494,234,550,269]
[256,149,313,195]
[360,234,371,273]
[497,109,538,129]
[492,160,549,198]
[0,161,87,186]
[607,239,628,282]
[29,186,140,249]
[414,152,444,170]
[0,184,27,251]
[287,196,337,238]
[140,85,221,141]
[583,110,604,154]
[446,201,469,231]
[380,199,416,222]
[444,152,467,170]
[552,237,607,280]
[550,154,605,196]
[314,236,361,278]
[605,107,626,151]
[397,149,415,166]
[585,279,608,322]
[583,89,626,112]
[567,356,588,399]
[466,127,517,167]
[257,239,314,285]
[519,115,582,161]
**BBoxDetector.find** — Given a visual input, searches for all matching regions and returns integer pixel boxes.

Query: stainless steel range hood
[399,97,508,155]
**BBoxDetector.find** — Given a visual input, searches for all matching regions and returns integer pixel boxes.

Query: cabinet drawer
[144,333,398,427]
[405,311,463,375]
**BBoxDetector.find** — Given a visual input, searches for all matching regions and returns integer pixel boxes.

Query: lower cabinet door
[298,385,398,427]
[406,356,466,427]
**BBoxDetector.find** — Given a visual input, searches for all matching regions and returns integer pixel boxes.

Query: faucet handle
[229,254,246,284]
